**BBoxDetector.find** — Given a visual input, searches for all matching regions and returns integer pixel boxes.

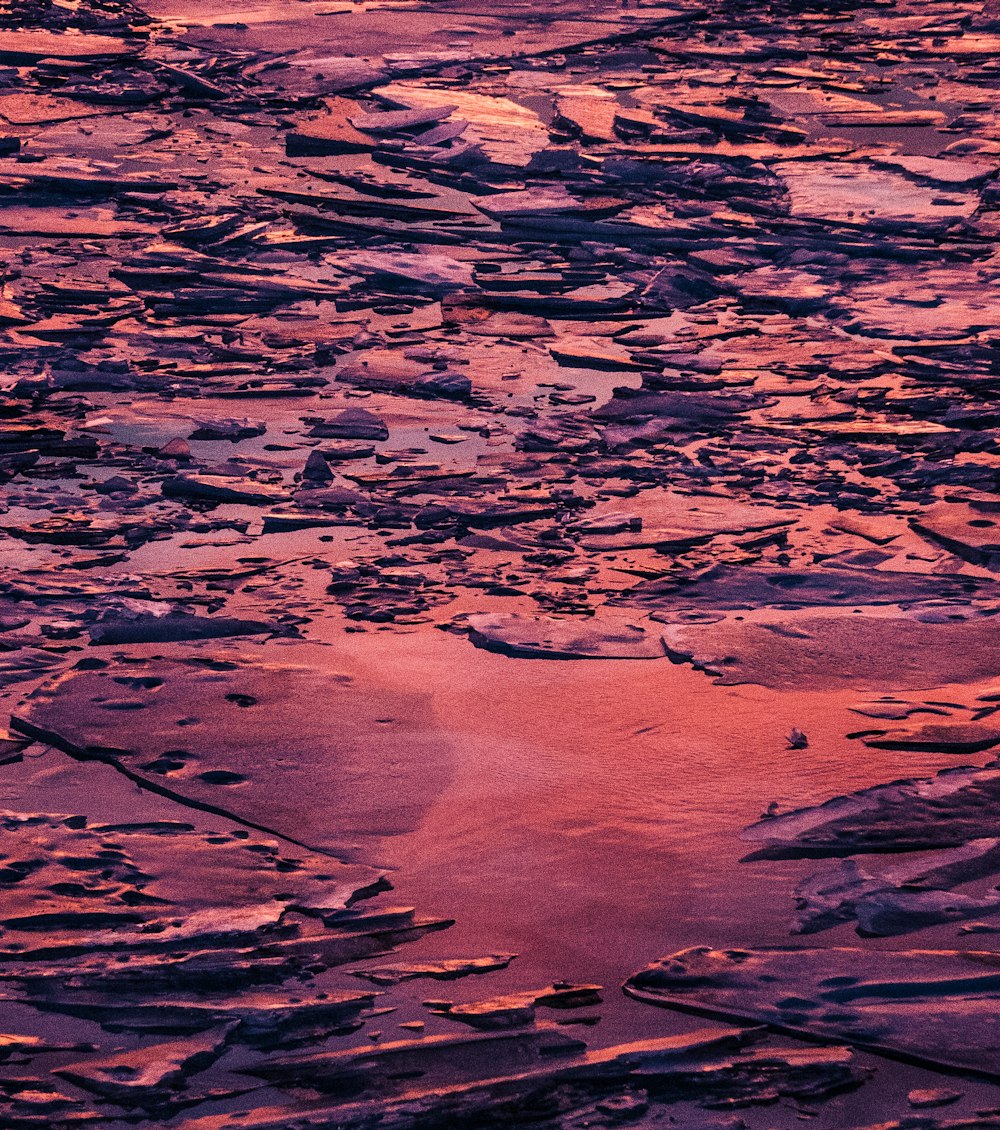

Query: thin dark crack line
[9,714,347,860]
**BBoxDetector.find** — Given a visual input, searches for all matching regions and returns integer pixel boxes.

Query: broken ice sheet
[741,762,1000,859]
[12,651,455,853]
[465,614,666,660]
[371,82,550,167]
[349,953,517,986]
[625,945,1000,1077]
[859,722,1000,754]
[0,752,461,1122]
[658,612,1000,692]
[4,0,1000,1121]
[231,1025,864,1127]
[791,831,1000,930]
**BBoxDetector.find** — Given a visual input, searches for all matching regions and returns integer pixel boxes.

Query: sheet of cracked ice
[4,0,1000,1123]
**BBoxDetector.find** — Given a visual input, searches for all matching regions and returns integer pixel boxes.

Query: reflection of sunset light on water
[0,0,998,1122]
